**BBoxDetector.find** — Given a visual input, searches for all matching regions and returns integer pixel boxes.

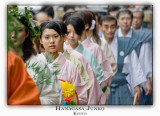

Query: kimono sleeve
[39,66,62,104]
[128,50,146,88]
[101,40,117,77]
[139,42,152,78]
[70,64,88,105]
[96,46,113,89]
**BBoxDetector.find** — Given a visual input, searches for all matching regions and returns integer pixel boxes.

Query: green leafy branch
[8,6,41,56]
[26,53,60,89]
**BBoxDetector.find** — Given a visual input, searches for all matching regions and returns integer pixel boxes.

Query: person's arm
[128,50,146,101]
[139,42,152,95]
[96,46,113,89]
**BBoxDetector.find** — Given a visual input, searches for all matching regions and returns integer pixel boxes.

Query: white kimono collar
[118,27,133,38]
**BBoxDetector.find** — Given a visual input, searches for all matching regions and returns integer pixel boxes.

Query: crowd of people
[8,5,152,105]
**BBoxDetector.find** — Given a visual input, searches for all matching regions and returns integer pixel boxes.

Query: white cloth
[25,54,62,104]
[118,27,132,38]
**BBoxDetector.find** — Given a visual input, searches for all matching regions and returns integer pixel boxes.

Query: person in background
[62,11,75,23]
[108,6,120,19]
[131,8,153,105]
[100,15,146,105]
[34,11,50,53]
[35,11,49,26]
[73,11,113,98]
[65,16,106,104]
[110,8,151,104]
[63,5,75,14]
[40,5,54,21]
[62,11,75,49]
[132,8,145,30]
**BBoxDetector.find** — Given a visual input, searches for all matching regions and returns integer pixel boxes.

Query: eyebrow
[104,24,115,26]
[43,33,58,36]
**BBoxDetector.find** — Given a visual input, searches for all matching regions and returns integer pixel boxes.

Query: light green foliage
[26,53,60,88]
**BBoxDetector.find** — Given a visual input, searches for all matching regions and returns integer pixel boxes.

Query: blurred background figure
[63,5,75,13]
[34,11,49,53]
[132,8,149,30]
[40,5,54,21]
[34,11,49,26]
[131,7,153,105]
[107,6,120,18]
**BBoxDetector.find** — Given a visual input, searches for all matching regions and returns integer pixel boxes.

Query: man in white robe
[100,15,146,104]
[132,8,152,104]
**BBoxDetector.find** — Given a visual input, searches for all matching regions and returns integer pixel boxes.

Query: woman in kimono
[57,21,91,97]
[8,7,61,105]
[87,10,117,88]
[65,16,106,104]
[27,21,88,104]
[73,11,113,92]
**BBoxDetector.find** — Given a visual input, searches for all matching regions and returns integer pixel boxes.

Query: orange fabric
[8,52,41,105]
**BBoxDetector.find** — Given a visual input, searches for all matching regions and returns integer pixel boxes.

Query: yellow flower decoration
[60,81,76,98]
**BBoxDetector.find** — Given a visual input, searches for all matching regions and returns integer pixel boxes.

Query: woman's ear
[85,24,89,30]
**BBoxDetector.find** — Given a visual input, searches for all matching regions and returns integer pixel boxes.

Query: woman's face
[67,24,80,47]
[40,28,62,54]
[11,26,28,46]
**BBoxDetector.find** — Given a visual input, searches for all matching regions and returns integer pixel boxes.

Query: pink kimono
[82,38,113,89]
[66,45,106,104]
[37,53,88,104]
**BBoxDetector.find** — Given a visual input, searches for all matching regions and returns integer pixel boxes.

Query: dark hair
[40,21,66,38]
[116,8,133,19]
[55,21,67,35]
[72,11,92,31]
[40,5,54,19]
[108,6,120,15]
[62,11,75,22]
[18,16,36,62]
[29,10,35,17]
[64,5,75,12]
[65,16,85,36]
[87,11,101,45]
[94,12,102,24]
[100,15,117,26]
